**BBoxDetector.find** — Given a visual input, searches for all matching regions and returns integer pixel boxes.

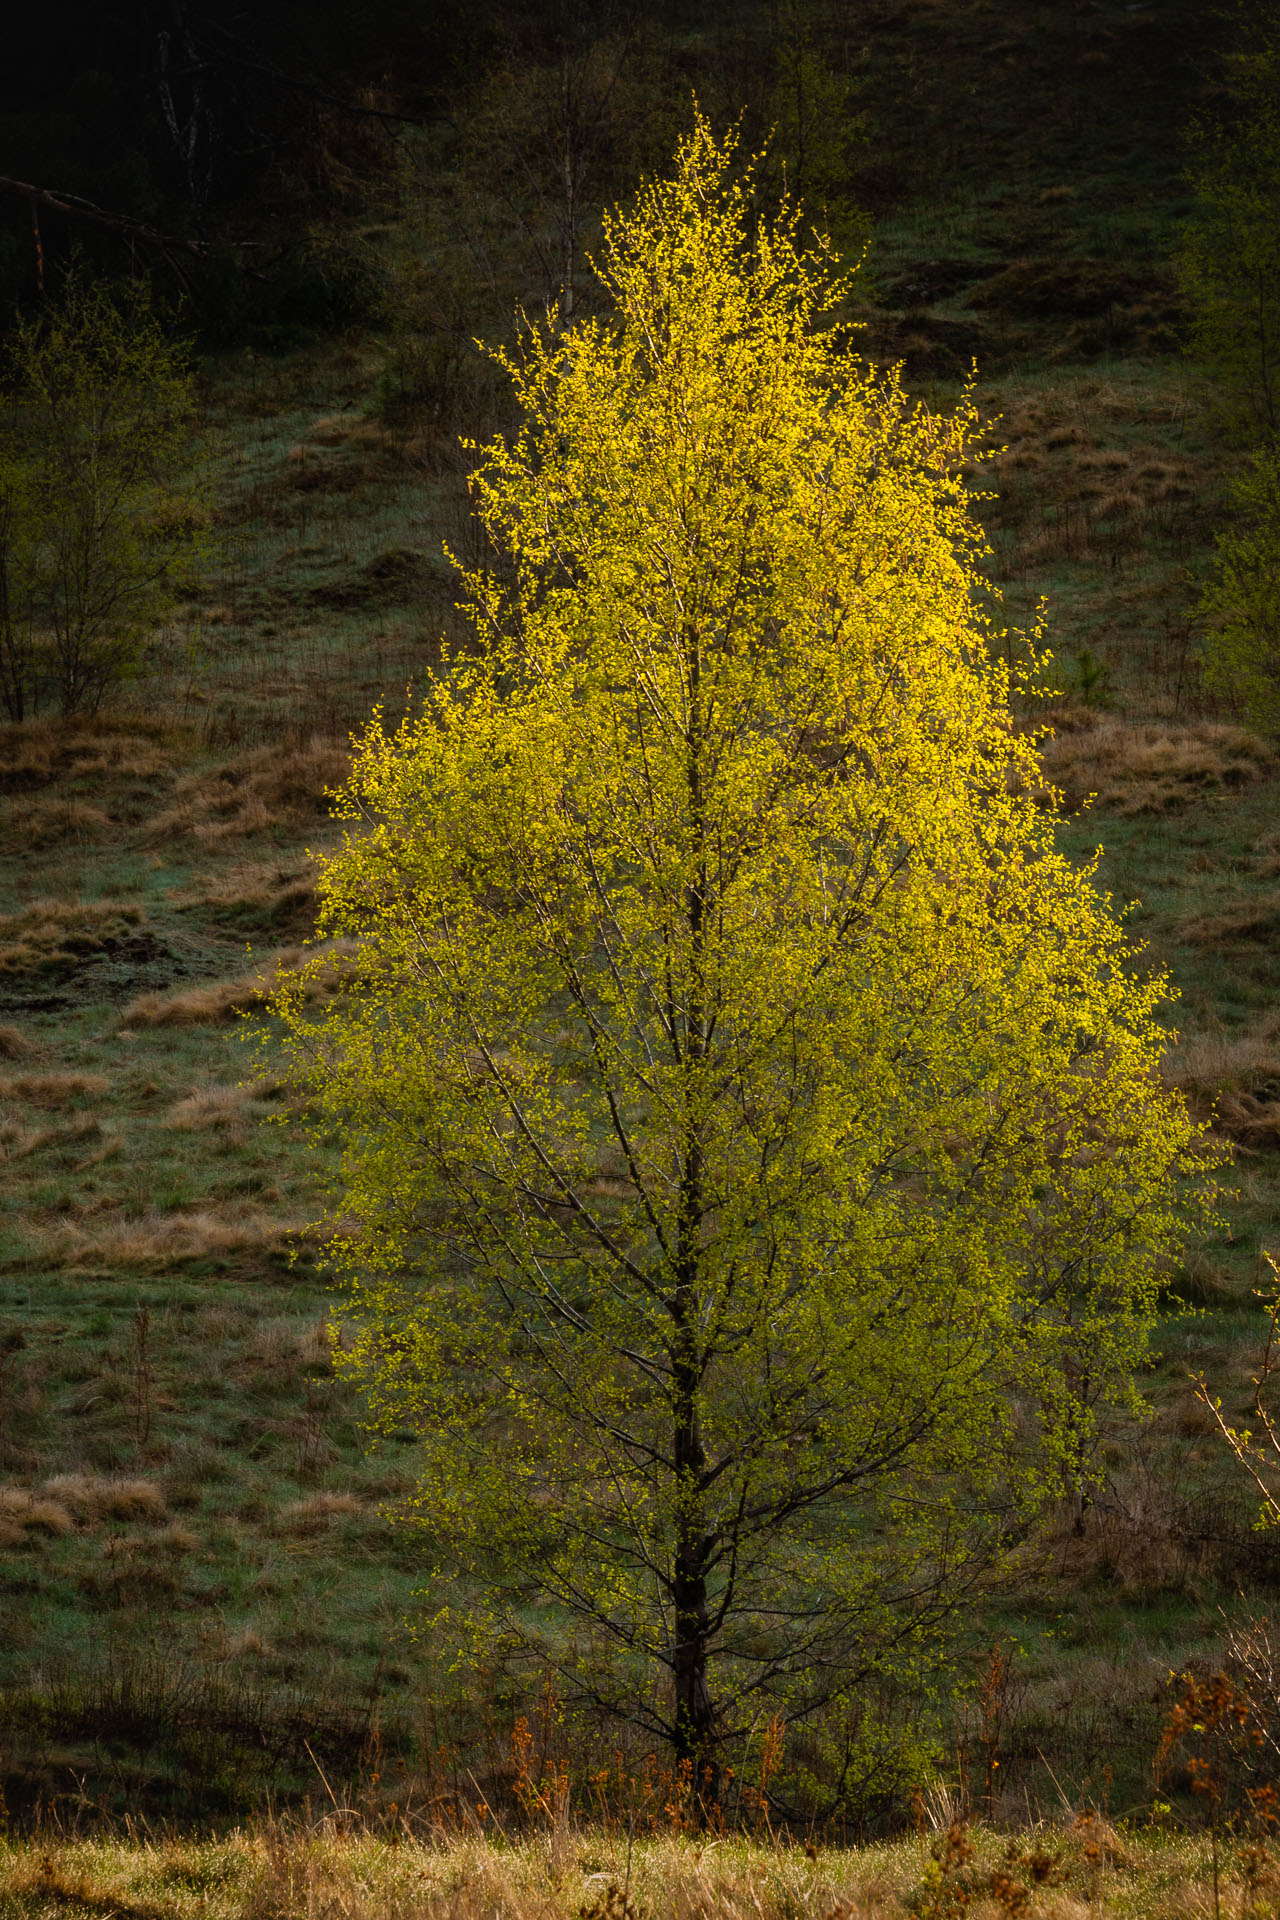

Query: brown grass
[166,1083,258,1130]
[1036,712,1274,813]
[0,713,174,793]
[168,857,318,931]
[37,1207,308,1270]
[0,1113,99,1159]
[0,1485,73,1547]
[121,941,362,1028]
[1162,1023,1280,1148]
[0,1024,35,1058]
[0,1827,1229,1920]
[1179,894,1280,949]
[0,1071,109,1108]
[146,737,351,846]
[0,795,114,846]
[41,1473,168,1523]
[278,1491,367,1535]
[0,900,146,978]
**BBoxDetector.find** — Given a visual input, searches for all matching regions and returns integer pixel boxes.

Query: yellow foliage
[277,122,1214,1773]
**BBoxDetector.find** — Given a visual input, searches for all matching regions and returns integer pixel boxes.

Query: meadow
[0,0,1279,1878]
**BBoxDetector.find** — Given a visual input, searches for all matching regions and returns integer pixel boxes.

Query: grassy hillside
[1,0,1279,1831]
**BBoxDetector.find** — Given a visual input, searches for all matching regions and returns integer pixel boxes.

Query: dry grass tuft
[0,795,115,847]
[165,1084,258,1130]
[0,1024,35,1058]
[0,713,174,792]
[1036,712,1274,813]
[42,1473,169,1523]
[0,1071,109,1108]
[168,857,318,933]
[0,1485,73,1546]
[0,899,147,978]
[121,941,362,1029]
[147,737,351,846]
[38,1207,307,1270]
[278,1491,367,1535]
[1163,1024,1280,1148]
[0,1826,1227,1920]
[1179,894,1280,949]
[0,1113,99,1160]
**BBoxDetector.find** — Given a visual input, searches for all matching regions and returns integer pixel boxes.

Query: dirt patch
[0,902,147,979]
[0,901,194,1011]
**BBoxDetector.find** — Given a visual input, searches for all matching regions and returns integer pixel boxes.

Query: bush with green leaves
[0,277,202,720]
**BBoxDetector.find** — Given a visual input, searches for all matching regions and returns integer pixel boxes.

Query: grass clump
[0,904,148,980]
[168,861,318,938]
[1163,1021,1280,1148]
[0,1072,109,1107]
[36,1206,307,1272]
[0,797,115,848]
[120,942,358,1028]
[1038,714,1273,814]
[0,715,174,793]
[147,738,350,848]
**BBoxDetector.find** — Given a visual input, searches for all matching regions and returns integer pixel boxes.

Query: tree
[1200,445,1280,734]
[1178,28,1280,731]
[0,276,201,720]
[1178,36,1280,445]
[279,123,1208,1800]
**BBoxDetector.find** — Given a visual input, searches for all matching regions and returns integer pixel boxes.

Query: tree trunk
[671,1320,716,1802]
[670,633,717,1809]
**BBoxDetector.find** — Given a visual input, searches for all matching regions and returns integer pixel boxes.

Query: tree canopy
[279,123,1209,1800]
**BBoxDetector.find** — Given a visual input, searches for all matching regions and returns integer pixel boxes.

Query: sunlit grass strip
[0,1825,1239,1920]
